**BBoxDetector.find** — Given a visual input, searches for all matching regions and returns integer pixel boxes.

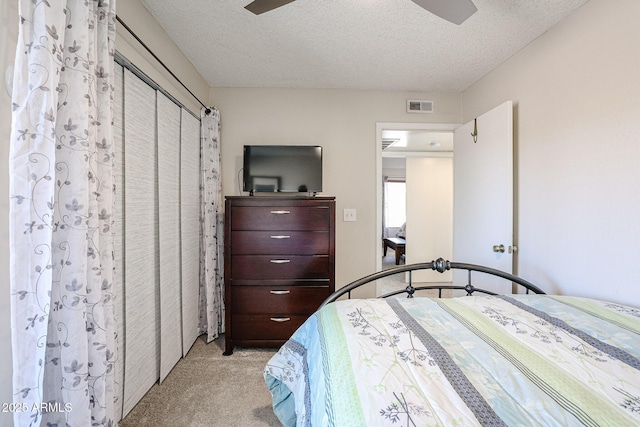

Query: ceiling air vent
[407,100,434,113]
[382,138,400,150]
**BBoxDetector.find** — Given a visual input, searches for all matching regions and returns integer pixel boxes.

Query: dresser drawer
[232,314,309,341]
[231,231,329,255]
[231,206,330,231]
[231,255,331,279]
[231,286,329,314]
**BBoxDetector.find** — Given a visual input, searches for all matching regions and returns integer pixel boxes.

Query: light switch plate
[343,208,357,222]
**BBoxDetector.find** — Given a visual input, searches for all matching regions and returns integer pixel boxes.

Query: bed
[263,258,640,426]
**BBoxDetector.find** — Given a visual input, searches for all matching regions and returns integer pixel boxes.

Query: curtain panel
[9,1,117,426]
[199,108,224,343]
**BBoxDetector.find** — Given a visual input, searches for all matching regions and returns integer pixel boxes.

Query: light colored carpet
[119,336,281,427]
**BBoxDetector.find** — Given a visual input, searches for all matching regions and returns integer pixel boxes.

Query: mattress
[264,295,640,426]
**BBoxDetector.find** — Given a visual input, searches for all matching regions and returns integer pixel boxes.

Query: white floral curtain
[9,1,117,426]
[199,107,225,343]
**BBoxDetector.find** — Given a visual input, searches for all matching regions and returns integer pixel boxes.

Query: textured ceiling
[140,0,590,92]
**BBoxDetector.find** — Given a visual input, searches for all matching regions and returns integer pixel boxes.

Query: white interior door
[453,101,514,294]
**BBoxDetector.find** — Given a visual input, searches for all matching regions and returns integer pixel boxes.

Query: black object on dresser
[223,196,336,355]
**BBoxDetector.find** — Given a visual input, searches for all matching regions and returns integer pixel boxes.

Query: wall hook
[471,118,478,143]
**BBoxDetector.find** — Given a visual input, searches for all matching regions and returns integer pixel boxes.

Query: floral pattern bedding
[264,295,640,426]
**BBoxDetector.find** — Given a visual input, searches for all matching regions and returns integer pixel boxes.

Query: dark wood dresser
[223,196,335,355]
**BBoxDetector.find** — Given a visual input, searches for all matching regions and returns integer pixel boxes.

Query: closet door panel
[112,63,125,419]
[157,94,183,382]
[180,110,201,355]
[122,69,159,416]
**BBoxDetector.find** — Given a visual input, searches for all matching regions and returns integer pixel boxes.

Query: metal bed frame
[320,258,545,307]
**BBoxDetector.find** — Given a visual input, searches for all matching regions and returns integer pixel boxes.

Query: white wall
[211,87,461,292]
[462,0,640,305]
[0,0,17,424]
[406,157,453,282]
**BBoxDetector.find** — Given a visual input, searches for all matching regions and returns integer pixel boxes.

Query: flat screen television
[243,145,323,194]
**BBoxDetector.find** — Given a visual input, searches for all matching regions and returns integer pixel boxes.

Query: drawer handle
[270,317,291,322]
[270,259,291,264]
[270,210,291,215]
[270,290,291,295]
[270,235,291,239]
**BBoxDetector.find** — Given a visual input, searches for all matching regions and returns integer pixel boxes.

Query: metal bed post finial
[432,258,451,273]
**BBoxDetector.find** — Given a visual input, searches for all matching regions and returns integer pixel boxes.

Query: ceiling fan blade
[410,0,477,25]
[245,0,297,15]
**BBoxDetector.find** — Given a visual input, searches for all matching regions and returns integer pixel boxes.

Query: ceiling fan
[244,0,477,25]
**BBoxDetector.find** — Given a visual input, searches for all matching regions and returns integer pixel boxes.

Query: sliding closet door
[122,69,160,416]
[112,63,125,419]
[112,57,203,418]
[180,110,201,355]
[157,94,183,382]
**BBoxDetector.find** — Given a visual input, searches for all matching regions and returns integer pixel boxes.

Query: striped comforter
[264,295,640,426]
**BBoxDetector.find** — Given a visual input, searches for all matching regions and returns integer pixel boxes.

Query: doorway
[375,122,458,295]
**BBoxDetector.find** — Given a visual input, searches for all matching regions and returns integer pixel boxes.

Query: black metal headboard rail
[320,258,545,308]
